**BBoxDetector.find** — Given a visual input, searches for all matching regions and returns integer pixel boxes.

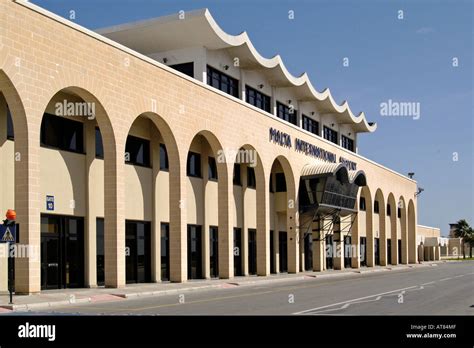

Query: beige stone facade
[0,0,428,294]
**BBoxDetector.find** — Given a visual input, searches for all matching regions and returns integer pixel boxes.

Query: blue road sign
[0,224,16,243]
[46,195,54,211]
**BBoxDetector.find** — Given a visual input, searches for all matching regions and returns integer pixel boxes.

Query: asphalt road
[9,261,474,315]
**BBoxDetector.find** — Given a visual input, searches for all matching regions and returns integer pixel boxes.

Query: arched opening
[374,189,386,266]
[268,156,296,274]
[408,199,417,263]
[358,186,373,267]
[122,113,178,284]
[0,72,25,292]
[386,193,397,265]
[185,131,229,280]
[38,87,114,290]
[231,145,264,276]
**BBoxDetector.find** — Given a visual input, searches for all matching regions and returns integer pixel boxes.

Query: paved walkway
[0,261,442,311]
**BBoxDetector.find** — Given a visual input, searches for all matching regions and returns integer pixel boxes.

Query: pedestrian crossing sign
[0,224,16,243]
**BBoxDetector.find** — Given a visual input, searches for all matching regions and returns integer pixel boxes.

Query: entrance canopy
[299,162,367,216]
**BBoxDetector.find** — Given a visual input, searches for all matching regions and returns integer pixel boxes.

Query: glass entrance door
[325,235,334,269]
[360,237,367,266]
[41,234,60,290]
[374,238,380,265]
[209,226,219,278]
[398,239,402,264]
[233,228,242,276]
[161,223,170,281]
[187,225,203,279]
[279,231,288,273]
[304,233,313,271]
[41,214,84,290]
[270,230,275,274]
[344,236,352,268]
[125,220,151,284]
[248,229,257,275]
[387,239,392,264]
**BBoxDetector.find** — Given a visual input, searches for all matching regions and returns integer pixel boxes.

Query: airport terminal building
[0,1,440,293]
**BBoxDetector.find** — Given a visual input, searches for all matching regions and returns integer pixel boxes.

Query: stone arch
[38,85,120,288]
[122,111,181,283]
[268,155,298,274]
[0,70,37,293]
[185,129,232,280]
[231,144,267,276]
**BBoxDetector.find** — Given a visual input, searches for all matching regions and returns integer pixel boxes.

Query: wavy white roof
[98,8,376,133]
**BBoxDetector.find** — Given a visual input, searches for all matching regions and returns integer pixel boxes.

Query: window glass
[125,135,151,167]
[247,166,256,188]
[323,126,338,144]
[187,152,202,178]
[275,172,287,192]
[246,85,271,113]
[208,156,218,180]
[40,113,84,153]
[160,143,169,170]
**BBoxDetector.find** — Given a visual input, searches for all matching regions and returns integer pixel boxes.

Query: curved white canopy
[98,9,376,133]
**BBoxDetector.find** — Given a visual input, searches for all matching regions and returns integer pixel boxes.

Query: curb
[113,283,224,299]
[0,261,444,311]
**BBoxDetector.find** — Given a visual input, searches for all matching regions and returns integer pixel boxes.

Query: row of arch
[0,69,416,293]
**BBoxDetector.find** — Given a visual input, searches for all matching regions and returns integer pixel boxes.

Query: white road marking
[294,271,474,315]
[293,285,418,315]
[421,281,435,285]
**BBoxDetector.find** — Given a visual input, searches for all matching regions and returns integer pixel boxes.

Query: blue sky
[31,0,473,235]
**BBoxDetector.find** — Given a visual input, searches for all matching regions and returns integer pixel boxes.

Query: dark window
[341,135,354,152]
[246,85,271,113]
[169,62,194,78]
[302,115,319,135]
[359,196,366,211]
[95,127,104,159]
[209,226,219,278]
[96,218,104,286]
[397,207,401,219]
[276,102,297,125]
[125,135,150,167]
[248,229,257,275]
[187,225,203,279]
[374,200,379,214]
[387,204,391,216]
[275,173,287,192]
[160,143,169,171]
[187,152,201,178]
[233,163,241,186]
[161,223,170,281]
[40,113,84,153]
[323,126,338,144]
[233,228,242,276]
[247,166,256,189]
[208,156,218,180]
[125,220,152,284]
[269,174,274,193]
[6,107,14,140]
[206,65,239,98]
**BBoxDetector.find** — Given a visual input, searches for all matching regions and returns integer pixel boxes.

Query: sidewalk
[0,261,441,312]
